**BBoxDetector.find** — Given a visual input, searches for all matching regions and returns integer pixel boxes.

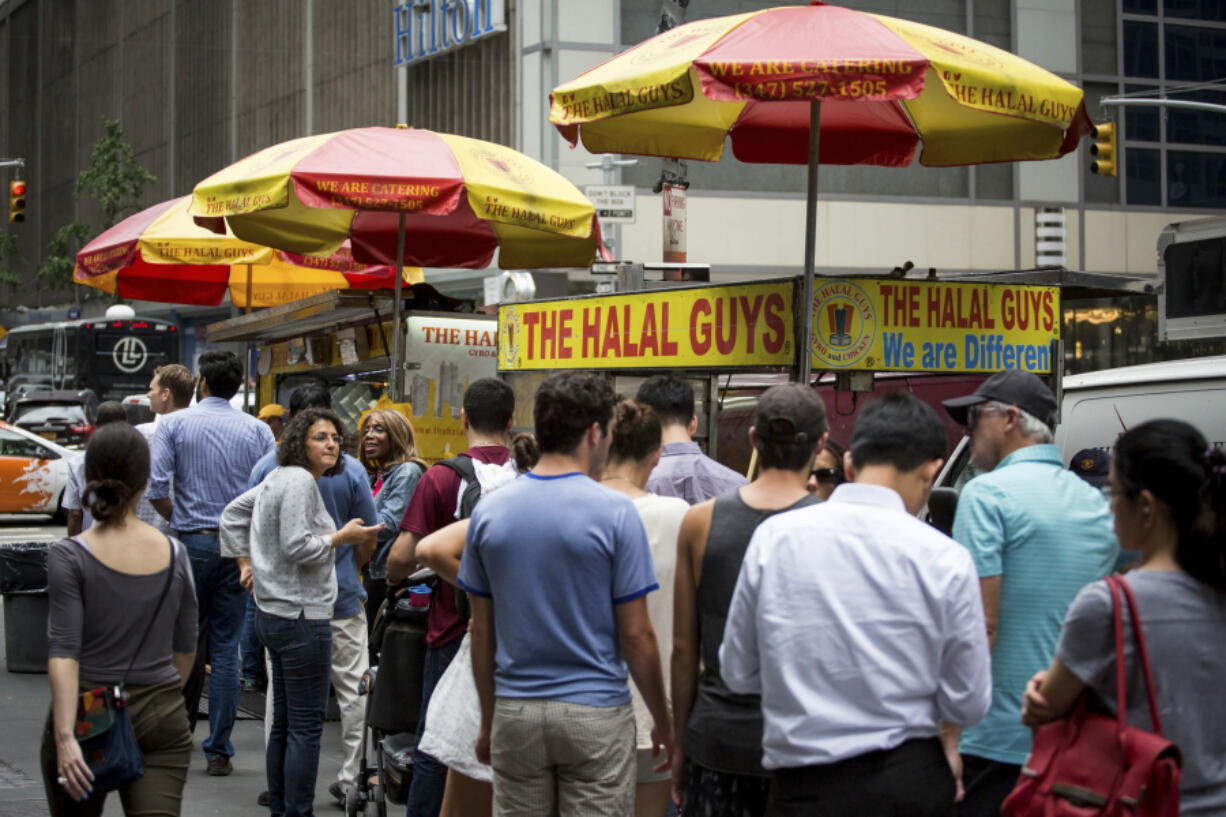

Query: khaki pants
[262,609,369,786]
[42,679,192,817]
[490,698,635,817]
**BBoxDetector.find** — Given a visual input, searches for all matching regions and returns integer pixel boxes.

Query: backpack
[435,454,518,620]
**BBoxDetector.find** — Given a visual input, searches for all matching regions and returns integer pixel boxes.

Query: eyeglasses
[967,404,1005,428]
[309,433,343,444]
[810,467,842,485]
[363,424,386,436]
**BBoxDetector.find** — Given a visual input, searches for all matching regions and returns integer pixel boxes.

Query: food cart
[205,288,497,460]
[497,271,1085,472]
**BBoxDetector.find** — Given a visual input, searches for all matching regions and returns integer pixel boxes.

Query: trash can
[0,541,51,674]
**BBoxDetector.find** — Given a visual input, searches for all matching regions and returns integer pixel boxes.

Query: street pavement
[0,514,350,816]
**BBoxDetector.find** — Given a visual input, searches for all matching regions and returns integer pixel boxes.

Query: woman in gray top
[42,422,198,816]
[221,408,382,817]
[1023,419,1226,816]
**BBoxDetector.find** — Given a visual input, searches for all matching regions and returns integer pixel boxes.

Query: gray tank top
[683,490,819,776]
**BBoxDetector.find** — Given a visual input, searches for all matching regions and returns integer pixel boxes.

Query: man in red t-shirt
[386,377,515,817]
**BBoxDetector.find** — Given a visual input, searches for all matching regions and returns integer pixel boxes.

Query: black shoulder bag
[73,536,176,794]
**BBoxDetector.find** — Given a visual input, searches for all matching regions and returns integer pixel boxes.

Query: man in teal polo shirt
[942,370,1118,817]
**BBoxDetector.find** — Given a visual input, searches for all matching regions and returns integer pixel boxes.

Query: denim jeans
[405,637,462,817]
[240,595,266,686]
[257,609,332,817]
[180,532,247,761]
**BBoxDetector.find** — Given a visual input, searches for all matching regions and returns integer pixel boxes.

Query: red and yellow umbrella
[189,127,609,271]
[551,4,1091,167]
[550,4,1094,379]
[74,196,418,308]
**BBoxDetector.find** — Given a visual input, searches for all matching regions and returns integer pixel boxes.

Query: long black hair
[84,423,148,527]
[1114,419,1226,591]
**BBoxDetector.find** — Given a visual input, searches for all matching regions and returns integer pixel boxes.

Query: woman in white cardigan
[220,407,382,817]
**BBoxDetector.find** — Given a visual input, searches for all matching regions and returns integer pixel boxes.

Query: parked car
[0,419,72,519]
[121,393,155,425]
[9,389,101,448]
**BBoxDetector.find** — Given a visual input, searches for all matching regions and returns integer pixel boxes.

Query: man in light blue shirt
[943,370,1118,816]
[148,351,275,776]
[245,385,379,805]
[459,372,674,816]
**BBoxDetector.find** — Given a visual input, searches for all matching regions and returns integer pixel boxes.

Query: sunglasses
[967,403,1007,428]
[810,467,842,485]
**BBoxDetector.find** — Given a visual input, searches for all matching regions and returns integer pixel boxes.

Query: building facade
[0,0,1222,315]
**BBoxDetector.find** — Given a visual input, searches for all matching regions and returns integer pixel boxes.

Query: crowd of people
[38,356,1226,817]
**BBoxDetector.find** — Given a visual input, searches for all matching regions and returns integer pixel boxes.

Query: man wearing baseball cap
[940,370,1118,817]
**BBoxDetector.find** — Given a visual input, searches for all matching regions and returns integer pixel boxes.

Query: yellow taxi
[0,419,72,518]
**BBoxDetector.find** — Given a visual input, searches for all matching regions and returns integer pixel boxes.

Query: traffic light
[1090,123,1116,177]
[8,180,26,224]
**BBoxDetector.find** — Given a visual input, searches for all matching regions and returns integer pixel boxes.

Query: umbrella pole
[797,100,822,386]
[245,263,253,411]
[391,212,407,401]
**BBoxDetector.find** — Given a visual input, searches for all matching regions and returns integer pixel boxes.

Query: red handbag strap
[1105,574,1164,736]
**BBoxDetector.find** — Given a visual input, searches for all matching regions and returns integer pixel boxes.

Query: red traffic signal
[8,180,27,224]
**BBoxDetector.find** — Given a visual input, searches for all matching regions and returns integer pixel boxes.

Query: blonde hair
[359,409,429,472]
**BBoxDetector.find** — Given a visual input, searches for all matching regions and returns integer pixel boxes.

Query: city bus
[2,317,180,403]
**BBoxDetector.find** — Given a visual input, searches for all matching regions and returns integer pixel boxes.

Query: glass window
[1165,24,1226,83]
[1124,0,1158,11]
[12,404,86,424]
[1124,20,1161,78]
[0,429,52,459]
[1167,150,1226,207]
[1167,90,1226,146]
[1164,0,1226,22]
[1126,147,1162,204]
[1124,85,1162,142]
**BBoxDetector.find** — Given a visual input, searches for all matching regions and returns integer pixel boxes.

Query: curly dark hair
[277,407,347,478]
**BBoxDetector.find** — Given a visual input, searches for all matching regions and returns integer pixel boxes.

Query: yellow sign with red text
[498,282,794,371]
[808,278,1060,373]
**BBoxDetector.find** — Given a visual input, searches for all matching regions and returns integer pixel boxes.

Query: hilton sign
[394,0,506,66]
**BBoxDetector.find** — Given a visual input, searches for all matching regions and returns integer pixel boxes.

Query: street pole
[585,154,638,261]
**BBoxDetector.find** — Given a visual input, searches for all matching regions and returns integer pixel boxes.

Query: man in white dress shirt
[720,393,992,816]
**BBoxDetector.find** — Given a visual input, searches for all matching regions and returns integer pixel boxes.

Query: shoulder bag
[1002,574,1182,817]
[73,536,176,794]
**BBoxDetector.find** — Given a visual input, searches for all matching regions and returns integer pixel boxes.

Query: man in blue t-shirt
[458,372,674,816]
[244,385,379,807]
[942,370,1118,817]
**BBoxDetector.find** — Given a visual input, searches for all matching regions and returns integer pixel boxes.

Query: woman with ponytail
[42,423,199,815]
[599,399,690,817]
[1022,419,1226,815]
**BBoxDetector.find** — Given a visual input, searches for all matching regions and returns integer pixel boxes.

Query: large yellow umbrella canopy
[551,5,1091,167]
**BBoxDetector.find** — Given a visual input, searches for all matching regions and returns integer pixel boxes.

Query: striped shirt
[148,397,275,533]
[952,443,1118,765]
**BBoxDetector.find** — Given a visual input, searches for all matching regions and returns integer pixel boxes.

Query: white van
[929,356,1226,529]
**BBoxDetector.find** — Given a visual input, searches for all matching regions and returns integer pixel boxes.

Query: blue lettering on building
[394,0,505,67]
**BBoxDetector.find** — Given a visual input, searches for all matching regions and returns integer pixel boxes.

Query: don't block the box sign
[394,0,506,67]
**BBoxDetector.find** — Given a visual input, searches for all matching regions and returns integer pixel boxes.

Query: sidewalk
[0,601,348,816]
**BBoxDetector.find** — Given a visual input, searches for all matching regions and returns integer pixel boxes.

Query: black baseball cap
[755,383,828,444]
[942,369,1057,429]
[1069,448,1110,488]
